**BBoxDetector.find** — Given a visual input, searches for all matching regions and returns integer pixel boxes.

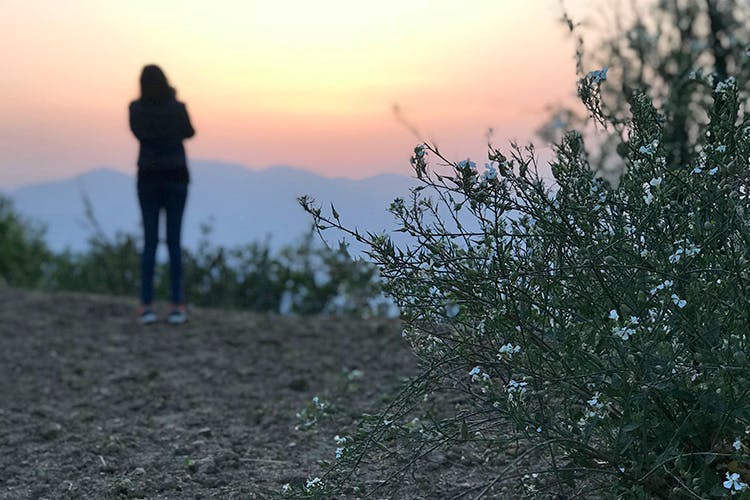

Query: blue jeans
[137,180,188,305]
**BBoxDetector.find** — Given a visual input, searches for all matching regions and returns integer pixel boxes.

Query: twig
[238,458,290,464]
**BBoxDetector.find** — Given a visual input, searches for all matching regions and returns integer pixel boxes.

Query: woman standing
[129,64,195,325]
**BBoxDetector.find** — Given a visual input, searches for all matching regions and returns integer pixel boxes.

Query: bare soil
[0,287,512,499]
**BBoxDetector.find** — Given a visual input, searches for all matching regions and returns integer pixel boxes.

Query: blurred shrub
[45,232,140,296]
[179,226,387,316]
[0,196,51,287]
[39,217,388,317]
[0,188,388,315]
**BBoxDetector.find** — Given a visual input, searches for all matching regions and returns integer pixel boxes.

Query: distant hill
[9,162,418,253]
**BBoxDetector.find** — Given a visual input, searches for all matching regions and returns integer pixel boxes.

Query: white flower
[609,310,619,320]
[506,379,528,402]
[692,166,703,174]
[723,472,748,491]
[649,176,663,187]
[507,379,528,393]
[709,167,719,176]
[638,140,659,156]
[457,159,477,170]
[469,366,481,376]
[650,279,674,295]
[613,326,636,340]
[734,437,742,451]
[671,293,687,308]
[588,67,608,83]
[335,447,344,460]
[498,343,521,359]
[306,477,323,489]
[684,243,701,257]
[583,392,607,419]
[587,392,603,408]
[334,435,347,445]
[643,190,654,205]
[716,77,737,94]
[716,145,727,153]
[482,163,498,181]
[445,302,460,318]
[281,483,292,493]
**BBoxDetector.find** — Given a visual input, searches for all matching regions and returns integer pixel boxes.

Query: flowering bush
[299,72,750,497]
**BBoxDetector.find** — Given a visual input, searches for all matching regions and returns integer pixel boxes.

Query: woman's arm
[129,100,194,141]
[129,102,146,141]
[179,103,195,139]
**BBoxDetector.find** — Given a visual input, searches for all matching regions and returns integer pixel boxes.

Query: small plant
[295,396,333,431]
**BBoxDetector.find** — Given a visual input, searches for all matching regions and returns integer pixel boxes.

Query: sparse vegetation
[0,196,51,288]
[0,197,388,317]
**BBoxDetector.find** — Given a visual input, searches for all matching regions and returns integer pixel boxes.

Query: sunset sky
[1,0,592,188]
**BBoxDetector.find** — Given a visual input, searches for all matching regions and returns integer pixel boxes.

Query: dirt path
[0,287,420,499]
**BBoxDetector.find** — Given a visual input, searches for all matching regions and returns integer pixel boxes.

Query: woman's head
[139,64,174,103]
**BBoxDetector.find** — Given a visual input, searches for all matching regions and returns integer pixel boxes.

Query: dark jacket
[129,96,195,183]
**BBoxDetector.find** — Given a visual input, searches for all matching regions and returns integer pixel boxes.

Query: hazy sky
[1,0,592,188]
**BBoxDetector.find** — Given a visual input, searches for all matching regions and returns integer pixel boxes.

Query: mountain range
[7,161,418,254]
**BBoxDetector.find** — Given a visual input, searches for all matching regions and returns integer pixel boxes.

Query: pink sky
[0,0,591,188]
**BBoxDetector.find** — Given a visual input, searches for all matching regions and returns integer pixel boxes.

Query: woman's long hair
[139,64,175,105]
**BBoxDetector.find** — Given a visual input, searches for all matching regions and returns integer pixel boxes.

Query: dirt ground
[0,287,515,499]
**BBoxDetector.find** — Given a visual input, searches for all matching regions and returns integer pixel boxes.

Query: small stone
[196,427,212,437]
[197,456,218,475]
[41,423,63,440]
[133,467,146,475]
[288,378,309,392]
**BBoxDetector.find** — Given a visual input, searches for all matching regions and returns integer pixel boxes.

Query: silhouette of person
[129,64,194,324]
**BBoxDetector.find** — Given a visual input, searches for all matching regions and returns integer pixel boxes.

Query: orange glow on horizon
[0,0,590,187]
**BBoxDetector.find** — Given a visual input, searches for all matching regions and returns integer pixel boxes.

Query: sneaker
[167,305,188,325]
[139,307,157,325]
